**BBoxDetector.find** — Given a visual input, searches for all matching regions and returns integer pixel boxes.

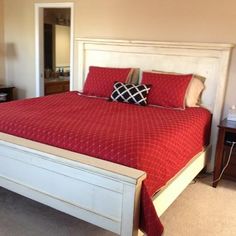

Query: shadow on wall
[0,42,18,59]
[5,43,17,59]
[0,43,5,84]
[15,88,26,99]
[0,42,4,55]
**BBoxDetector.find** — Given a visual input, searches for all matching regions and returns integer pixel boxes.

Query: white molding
[76,37,234,50]
[34,5,41,97]
[69,4,74,91]
[35,2,74,97]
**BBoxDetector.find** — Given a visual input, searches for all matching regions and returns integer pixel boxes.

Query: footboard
[0,138,146,236]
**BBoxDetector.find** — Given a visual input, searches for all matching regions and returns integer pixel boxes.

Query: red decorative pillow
[142,71,192,109]
[83,66,133,98]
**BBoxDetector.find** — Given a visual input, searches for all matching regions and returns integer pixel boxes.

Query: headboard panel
[75,38,234,170]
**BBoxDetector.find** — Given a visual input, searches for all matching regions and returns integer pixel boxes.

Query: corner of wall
[0,0,6,84]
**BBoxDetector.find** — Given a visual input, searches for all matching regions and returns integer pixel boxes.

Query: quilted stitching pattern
[0,92,211,236]
[83,66,132,98]
[110,82,151,105]
[142,72,192,109]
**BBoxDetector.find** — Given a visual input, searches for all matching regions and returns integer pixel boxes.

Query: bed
[0,38,233,236]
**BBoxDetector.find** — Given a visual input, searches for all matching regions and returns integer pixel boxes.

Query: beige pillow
[128,68,140,84]
[186,75,205,107]
[150,70,205,107]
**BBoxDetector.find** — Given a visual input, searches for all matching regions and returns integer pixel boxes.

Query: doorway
[35,3,74,97]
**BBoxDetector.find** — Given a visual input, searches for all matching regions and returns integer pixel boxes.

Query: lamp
[0,43,4,56]
[5,43,17,59]
[2,43,17,86]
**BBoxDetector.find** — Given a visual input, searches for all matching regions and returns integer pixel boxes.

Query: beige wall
[0,0,5,83]
[3,0,236,117]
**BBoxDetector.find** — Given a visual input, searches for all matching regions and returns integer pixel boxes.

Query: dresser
[44,79,69,95]
[0,85,15,102]
[213,118,236,187]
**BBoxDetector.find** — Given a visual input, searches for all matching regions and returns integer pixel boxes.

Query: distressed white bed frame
[0,38,233,236]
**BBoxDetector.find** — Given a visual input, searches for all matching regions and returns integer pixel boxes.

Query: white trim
[69,4,74,91]
[34,6,40,97]
[76,37,234,50]
[35,2,74,97]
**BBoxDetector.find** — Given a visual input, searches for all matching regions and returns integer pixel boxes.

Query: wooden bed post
[120,182,143,236]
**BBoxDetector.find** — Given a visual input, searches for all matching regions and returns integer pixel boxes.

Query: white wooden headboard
[74,38,234,170]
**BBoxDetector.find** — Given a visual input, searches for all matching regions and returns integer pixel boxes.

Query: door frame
[35,2,74,97]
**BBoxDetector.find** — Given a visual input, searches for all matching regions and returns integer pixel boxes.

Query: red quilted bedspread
[0,92,211,236]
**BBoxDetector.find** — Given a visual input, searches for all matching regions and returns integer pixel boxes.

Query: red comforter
[0,92,211,235]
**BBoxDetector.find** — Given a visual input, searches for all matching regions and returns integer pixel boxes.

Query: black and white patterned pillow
[110,82,151,106]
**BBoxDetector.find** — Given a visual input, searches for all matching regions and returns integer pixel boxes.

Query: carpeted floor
[0,176,235,236]
[161,176,236,236]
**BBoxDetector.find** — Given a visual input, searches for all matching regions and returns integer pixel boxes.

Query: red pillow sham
[83,66,133,98]
[142,71,192,109]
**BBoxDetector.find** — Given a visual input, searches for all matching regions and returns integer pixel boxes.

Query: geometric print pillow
[110,82,151,106]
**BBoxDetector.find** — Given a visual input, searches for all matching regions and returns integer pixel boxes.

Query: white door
[35,2,74,97]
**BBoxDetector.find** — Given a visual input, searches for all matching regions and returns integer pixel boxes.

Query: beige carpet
[161,176,236,236]
[0,176,235,236]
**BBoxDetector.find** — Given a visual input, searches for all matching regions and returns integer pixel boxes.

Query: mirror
[44,8,70,79]
[43,8,71,95]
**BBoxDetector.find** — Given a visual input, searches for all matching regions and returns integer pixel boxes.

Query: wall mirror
[43,8,71,95]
